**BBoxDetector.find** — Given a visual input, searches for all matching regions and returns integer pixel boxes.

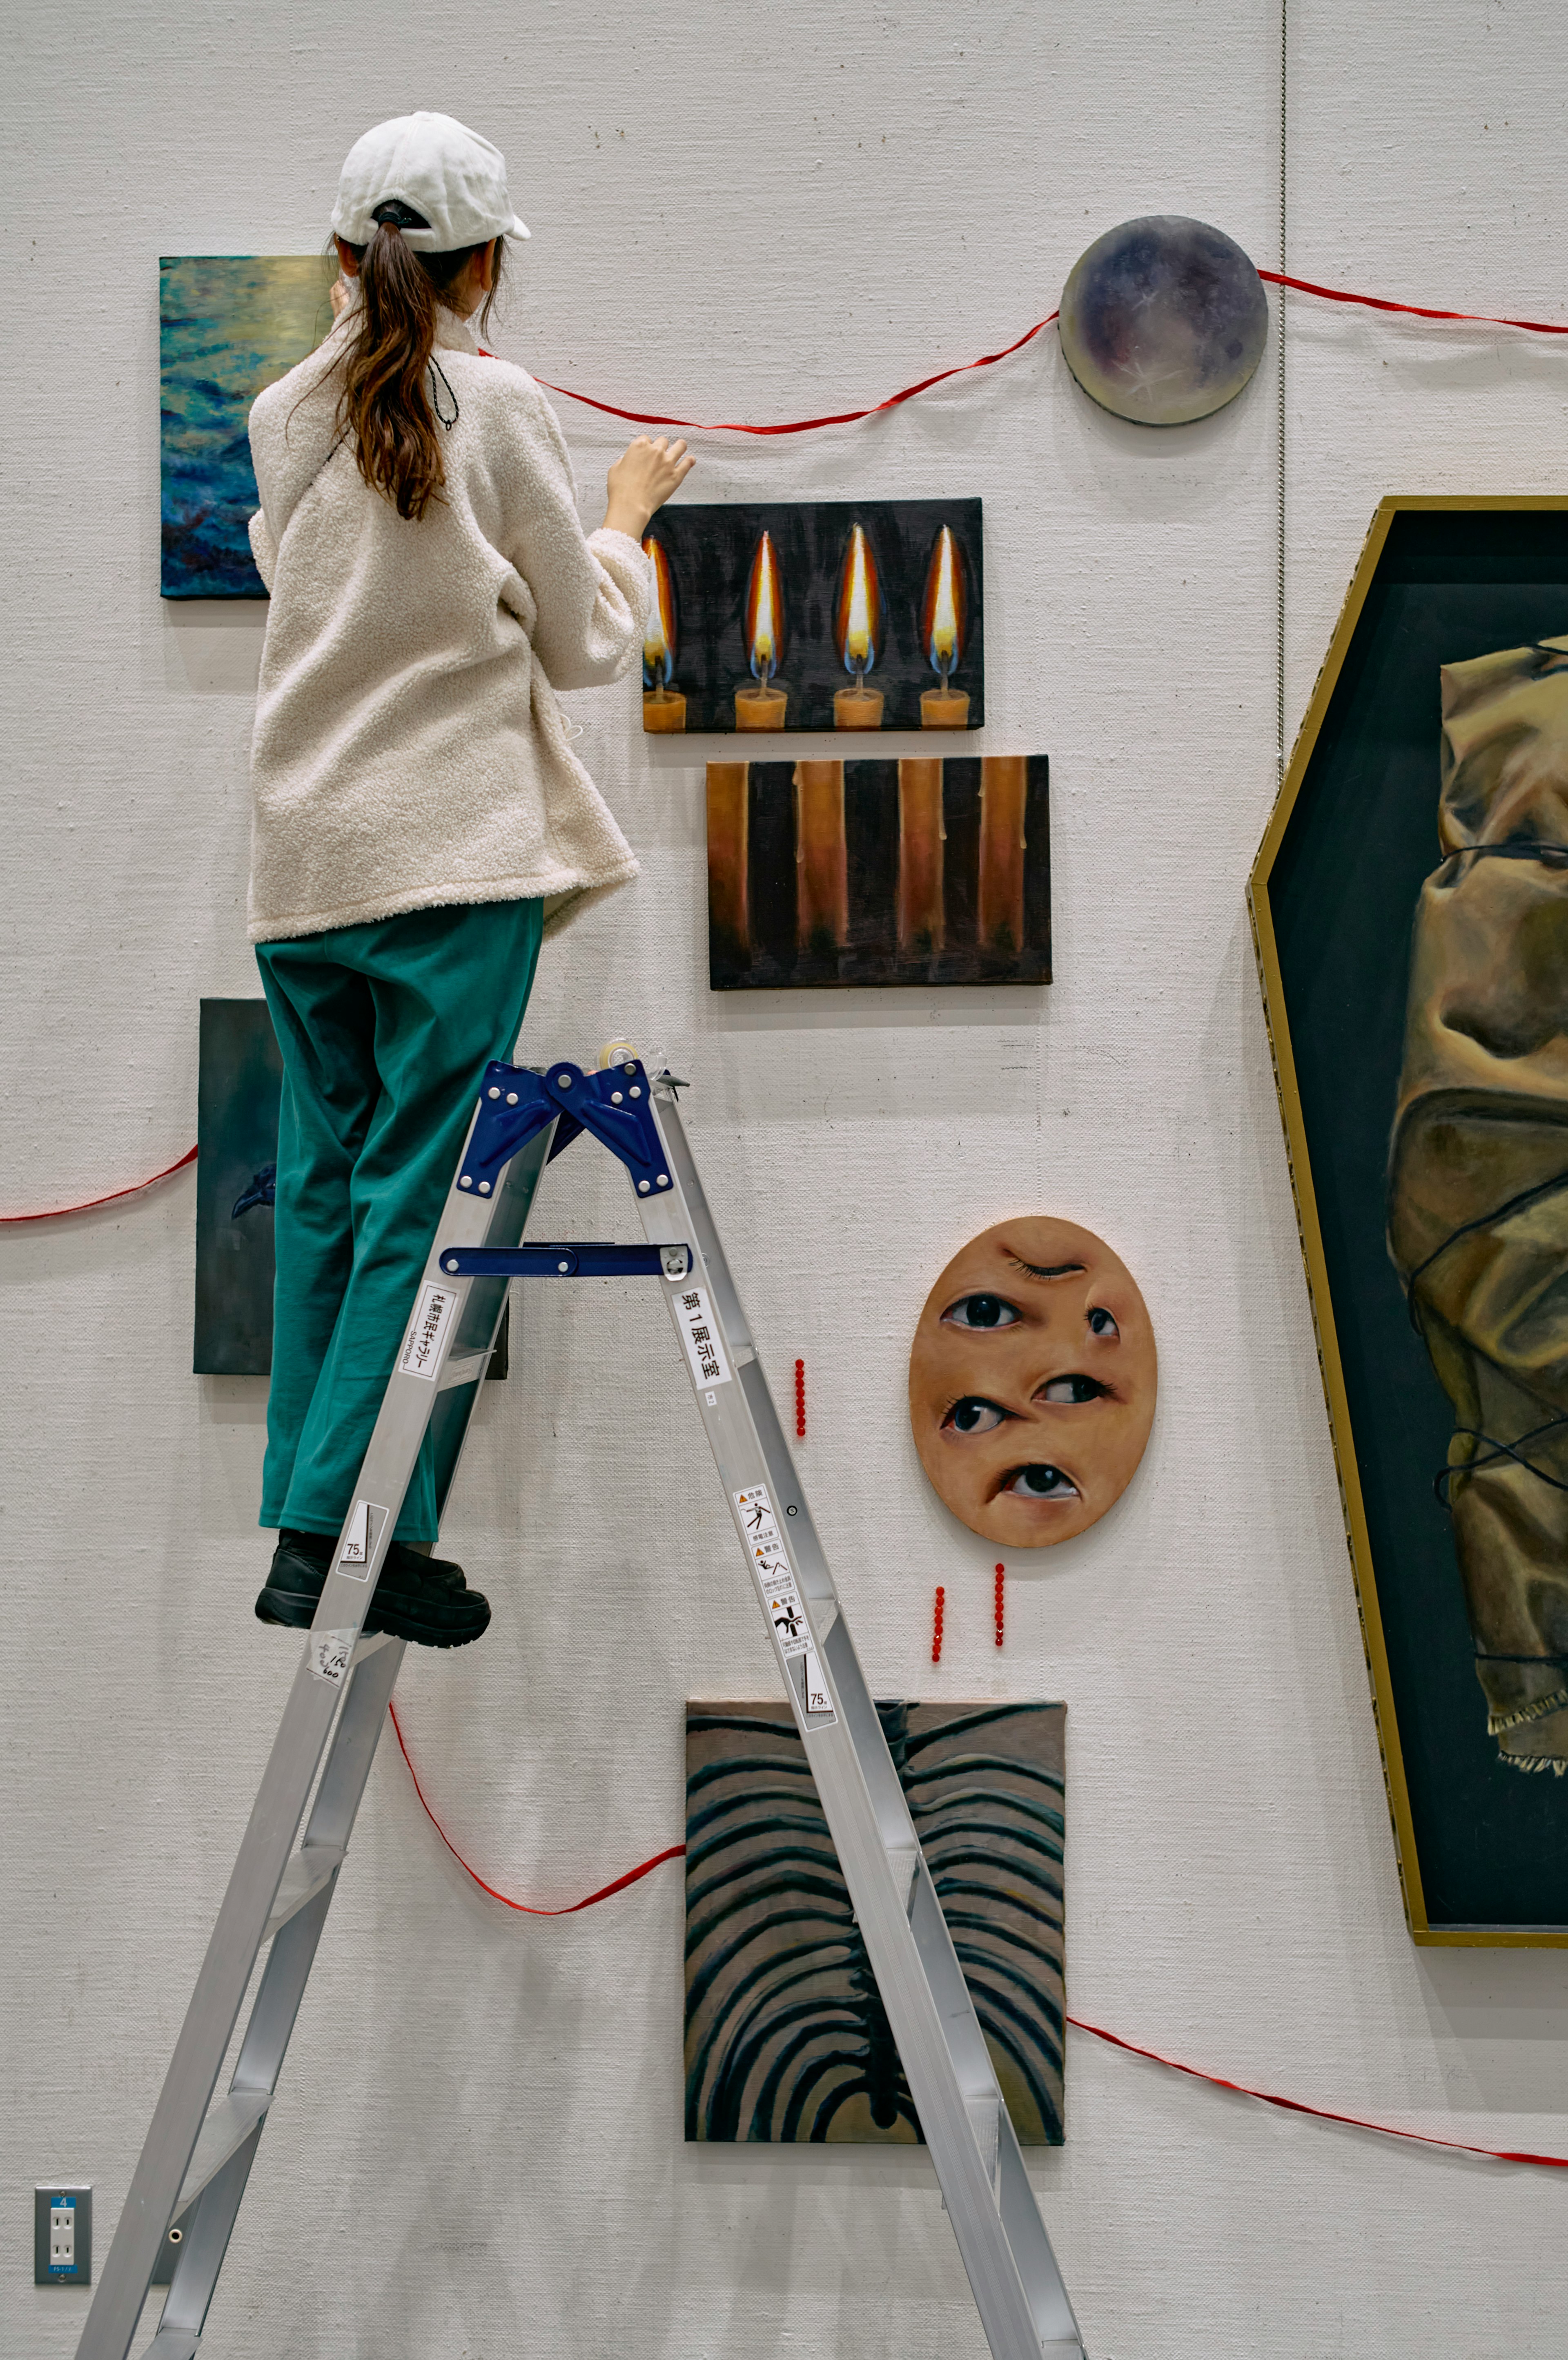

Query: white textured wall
[4,4,1568,2355]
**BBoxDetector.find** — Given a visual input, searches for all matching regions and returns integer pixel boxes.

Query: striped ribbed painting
[684,1699,1065,2144]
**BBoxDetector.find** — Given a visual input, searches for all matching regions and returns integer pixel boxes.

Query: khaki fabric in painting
[1390,637,1568,1772]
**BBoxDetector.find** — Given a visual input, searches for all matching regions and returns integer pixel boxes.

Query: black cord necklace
[428,356,459,430]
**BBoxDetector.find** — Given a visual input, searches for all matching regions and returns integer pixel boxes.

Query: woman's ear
[334,235,361,279]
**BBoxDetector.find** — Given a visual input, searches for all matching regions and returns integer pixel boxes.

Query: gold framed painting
[1251,496,1568,1945]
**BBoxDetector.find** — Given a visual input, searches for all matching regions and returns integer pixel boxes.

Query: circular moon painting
[1058,215,1268,427]
[909,1217,1156,1547]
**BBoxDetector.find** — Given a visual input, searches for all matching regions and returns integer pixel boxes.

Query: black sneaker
[256,1531,488,1649]
[363,1546,490,1649]
[254,1534,334,1629]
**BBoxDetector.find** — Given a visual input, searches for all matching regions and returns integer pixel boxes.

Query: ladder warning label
[308,1628,356,1686]
[337,1500,385,1578]
[675,1285,731,1389]
[734,1486,836,1721]
[399,1283,459,1380]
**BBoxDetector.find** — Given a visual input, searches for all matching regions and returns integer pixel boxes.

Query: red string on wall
[1257,265,1568,337]
[535,312,1058,436]
[386,1700,683,1914]
[1,1143,197,1224]
[794,1358,806,1441]
[994,1563,1005,1648]
[931,1585,945,1665]
[385,1704,1568,2173]
[534,267,1568,439]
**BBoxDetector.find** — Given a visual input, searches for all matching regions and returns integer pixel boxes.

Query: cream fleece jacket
[245,296,648,943]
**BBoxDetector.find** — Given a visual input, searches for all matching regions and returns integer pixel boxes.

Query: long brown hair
[334,208,504,522]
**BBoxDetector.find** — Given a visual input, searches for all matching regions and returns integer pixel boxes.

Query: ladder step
[176,2092,270,2212]
[942,2094,1001,2216]
[965,2091,1000,2187]
[263,1846,345,1942]
[437,1350,490,1390]
[134,2331,200,2359]
[884,1840,920,1910]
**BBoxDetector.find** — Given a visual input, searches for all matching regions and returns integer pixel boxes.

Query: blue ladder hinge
[456,1057,674,1201]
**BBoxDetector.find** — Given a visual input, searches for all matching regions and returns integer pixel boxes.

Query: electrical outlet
[35,2185,91,2285]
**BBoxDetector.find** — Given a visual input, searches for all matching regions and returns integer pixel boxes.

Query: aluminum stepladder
[78,1048,1086,2360]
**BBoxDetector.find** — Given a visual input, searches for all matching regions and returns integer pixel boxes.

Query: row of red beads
[931,1568,1005,1660]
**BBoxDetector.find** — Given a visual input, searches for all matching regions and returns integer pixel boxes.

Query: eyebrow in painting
[1004,1252,1087,1282]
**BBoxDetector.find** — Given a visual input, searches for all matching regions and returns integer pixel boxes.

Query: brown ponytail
[332,216,504,522]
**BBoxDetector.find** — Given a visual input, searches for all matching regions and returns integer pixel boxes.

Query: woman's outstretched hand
[604,436,695,539]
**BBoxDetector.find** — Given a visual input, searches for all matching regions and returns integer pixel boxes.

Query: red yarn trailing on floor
[931,1584,945,1665]
[386,1704,1568,2171]
[994,1562,1005,1649]
[1,1143,197,1225]
[794,1357,806,1441]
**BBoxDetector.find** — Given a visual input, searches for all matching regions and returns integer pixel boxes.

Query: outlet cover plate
[35,2184,91,2285]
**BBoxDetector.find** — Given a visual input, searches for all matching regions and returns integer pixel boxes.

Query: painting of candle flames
[641,536,684,730]
[921,526,969,727]
[834,524,885,729]
[685,1698,1065,2146]
[642,498,983,733]
[707,755,1048,989]
[737,531,788,731]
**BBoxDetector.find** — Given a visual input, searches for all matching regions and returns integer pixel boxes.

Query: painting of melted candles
[736,532,788,730]
[641,536,685,731]
[641,498,982,733]
[834,525,884,729]
[706,755,1048,989]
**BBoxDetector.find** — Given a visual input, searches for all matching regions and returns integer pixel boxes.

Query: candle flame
[835,524,882,676]
[642,535,676,688]
[745,530,785,683]
[921,525,967,678]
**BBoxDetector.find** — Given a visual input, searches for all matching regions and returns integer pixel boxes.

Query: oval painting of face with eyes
[908,1218,1156,1547]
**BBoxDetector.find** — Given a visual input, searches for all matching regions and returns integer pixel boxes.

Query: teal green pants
[256,896,543,1546]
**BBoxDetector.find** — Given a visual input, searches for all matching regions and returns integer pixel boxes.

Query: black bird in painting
[232,1164,276,1219]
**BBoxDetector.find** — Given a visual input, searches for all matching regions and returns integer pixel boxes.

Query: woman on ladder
[244,111,692,1647]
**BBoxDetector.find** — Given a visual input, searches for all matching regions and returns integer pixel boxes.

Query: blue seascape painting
[160,255,334,598]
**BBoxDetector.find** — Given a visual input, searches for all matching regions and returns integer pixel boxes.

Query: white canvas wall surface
[4,4,1568,2356]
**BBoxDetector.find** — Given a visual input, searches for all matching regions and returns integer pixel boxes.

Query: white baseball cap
[332,112,530,251]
